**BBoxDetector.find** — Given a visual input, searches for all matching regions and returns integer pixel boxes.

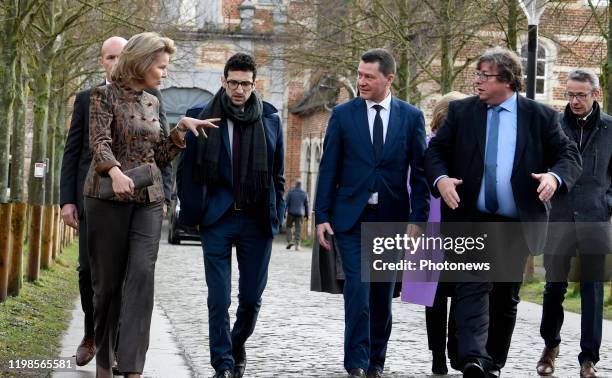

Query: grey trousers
[85,197,163,374]
[286,214,304,244]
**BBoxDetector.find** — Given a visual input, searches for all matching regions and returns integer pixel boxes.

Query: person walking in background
[425,47,581,378]
[536,69,611,378]
[177,53,285,378]
[285,179,309,251]
[59,35,172,367]
[83,32,218,377]
[315,48,429,378]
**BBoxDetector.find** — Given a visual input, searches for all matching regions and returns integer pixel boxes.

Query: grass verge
[0,242,79,376]
[520,280,612,320]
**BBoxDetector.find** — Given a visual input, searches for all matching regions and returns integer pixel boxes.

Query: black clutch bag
[98,164,154,199]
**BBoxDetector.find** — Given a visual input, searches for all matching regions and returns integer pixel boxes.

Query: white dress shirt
[365,92,392,204]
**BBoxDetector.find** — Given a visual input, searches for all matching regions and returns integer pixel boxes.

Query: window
[521,43,546,95]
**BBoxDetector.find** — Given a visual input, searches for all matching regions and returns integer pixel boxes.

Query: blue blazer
[177,101,285,237]
[315,96,430,233]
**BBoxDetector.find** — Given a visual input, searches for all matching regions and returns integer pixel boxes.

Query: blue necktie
[485,106,503,213]
[372,104,384,161]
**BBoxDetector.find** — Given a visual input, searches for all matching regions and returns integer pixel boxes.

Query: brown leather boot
[75,335,96,366]
[536,346,559,376]
[580,361,597,378]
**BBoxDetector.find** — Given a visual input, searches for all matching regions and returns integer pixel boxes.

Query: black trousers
[541,253,604,364]
[77,214,95,337]
[85,198,163,373]
[453,212,528,373]
[426,282,458,367]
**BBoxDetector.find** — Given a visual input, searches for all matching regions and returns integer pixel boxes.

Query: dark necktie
[484,106,503,214]
[232,124,241,200]
[372,104,384,161]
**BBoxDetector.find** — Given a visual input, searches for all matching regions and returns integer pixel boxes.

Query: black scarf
[193,88,268,207]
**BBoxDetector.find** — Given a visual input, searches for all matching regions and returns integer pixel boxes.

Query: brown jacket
[84,82,185,203]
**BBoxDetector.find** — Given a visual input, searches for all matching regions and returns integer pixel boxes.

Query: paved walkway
[53,299,191,377]
[154,235,610,377]
[54,229,611,377]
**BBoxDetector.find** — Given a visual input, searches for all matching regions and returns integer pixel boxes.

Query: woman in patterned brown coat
[83,32,218,378]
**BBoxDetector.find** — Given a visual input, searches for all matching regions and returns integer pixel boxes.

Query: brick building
[164,0,606,237]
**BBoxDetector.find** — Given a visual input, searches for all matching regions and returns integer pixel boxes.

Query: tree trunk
[396,50,410,102]
[606,3,612,112]
[7,49,28,296]
[506,0,519,52]
[10,52,28,201]
[524,256,534,281]
[51,84,67,259]
[41,91,59,268]
[27,0,55,280]
[27,69,53,280]
[8,202,26,296]
[0,1,19,203]
[439,0,453,94]
[0,203,13,302]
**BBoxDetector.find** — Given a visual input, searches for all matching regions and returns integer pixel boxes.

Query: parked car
[167,197,200,245]
[167,103,207,245]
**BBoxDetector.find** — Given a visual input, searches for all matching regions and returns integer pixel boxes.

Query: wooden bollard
[0,203,13,302]
[41,205,53,269]
[8,202,27,297]
[27,205,43,282]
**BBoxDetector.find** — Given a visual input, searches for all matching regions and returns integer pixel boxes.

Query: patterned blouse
[83,82,185,203]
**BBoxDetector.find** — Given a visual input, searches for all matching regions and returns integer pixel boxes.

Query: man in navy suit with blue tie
[177,53,285,378]
[315,48,430,378]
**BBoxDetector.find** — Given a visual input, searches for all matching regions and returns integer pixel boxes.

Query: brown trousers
[85,197,163,374]
[286,214,304,244]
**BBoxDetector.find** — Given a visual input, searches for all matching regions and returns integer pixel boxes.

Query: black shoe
[432,353,448,375]
[347,368,366,378]
[366,368,383,378]
[112,352,120,375]
[286,242,294,249]
[463,361,486,378]
[212,370,233,378]
[233,345,246,378]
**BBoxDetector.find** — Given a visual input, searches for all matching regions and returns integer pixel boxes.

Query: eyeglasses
[473,71,501,81]
[226,80,254,90]
[564,92,590,101]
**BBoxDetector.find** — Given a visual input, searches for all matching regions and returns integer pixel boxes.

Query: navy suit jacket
[315,96,430,233]
[177,101,285,237]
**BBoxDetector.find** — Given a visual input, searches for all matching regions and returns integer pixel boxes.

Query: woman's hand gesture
[178,117,220,138]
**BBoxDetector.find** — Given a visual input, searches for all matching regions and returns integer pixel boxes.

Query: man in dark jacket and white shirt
[536,69,611,378]
[285,179,309,250]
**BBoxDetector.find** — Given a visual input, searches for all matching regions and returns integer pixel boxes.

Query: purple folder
[400,195,442,307]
